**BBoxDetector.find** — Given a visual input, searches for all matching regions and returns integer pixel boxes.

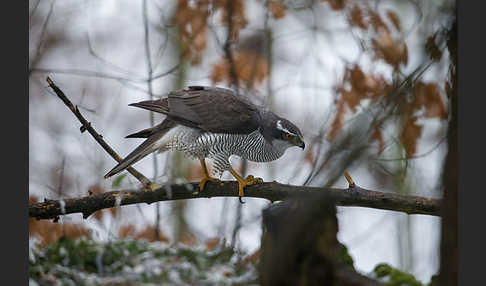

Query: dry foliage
[322,0,347,11]
[29,219,92,247]
[175,0,211,65]
[268,1,287,19]
[179,231,199,246]
[413,82,448,120]
[368,9,390,33]
[326,3,448,157]
[29,195,91,246]
[213,0,248,41]
[386,10,401,32]
[175,0,249,66]
[372,126,385,154]
[372,30,408,69]
[397,81,447,156]
[119,225,170,243]
[349,5,368,29]
[426,34,443,62]
[328,65,391,141]
[211,50,269,88]
[243,248,261,265]
[205,237,221,251]
[400,116,423,157]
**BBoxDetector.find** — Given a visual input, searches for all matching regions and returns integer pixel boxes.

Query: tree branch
[46,77,152,187]
[29,181,441,220]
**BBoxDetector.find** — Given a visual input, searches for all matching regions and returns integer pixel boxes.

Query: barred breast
[160,125,285,175]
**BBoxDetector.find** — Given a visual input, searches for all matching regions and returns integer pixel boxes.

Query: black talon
[239,196,246,204]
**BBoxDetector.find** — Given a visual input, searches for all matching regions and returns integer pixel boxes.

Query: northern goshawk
[104,86,305,201]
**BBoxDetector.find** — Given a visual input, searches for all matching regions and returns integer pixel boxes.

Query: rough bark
[438,19,458,286]
[259,195,384,286]
[29,181,441,221]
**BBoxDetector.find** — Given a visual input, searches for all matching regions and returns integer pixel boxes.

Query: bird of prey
[104,86,305,202]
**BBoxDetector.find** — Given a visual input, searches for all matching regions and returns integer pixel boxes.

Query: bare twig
[34,64,179,84]
[29,181,442,220]
[46,77,152,188]
[29,0,55,76]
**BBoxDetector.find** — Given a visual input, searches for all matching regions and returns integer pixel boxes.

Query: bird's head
[268,118,305,150]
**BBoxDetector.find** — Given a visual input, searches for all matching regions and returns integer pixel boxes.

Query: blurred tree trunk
[438,19,457,286]
[168,3,190,243]
[260,195,382,286]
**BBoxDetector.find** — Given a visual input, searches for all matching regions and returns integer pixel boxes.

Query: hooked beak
[297,137,305,150]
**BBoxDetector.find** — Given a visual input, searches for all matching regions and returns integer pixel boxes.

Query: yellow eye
[285,133,292,140]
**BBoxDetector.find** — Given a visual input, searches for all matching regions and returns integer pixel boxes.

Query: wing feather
[128,86,261,134]
[167,86,261,134]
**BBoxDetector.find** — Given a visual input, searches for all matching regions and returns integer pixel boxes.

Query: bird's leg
[198,159,220,191]
[229,168,263,202]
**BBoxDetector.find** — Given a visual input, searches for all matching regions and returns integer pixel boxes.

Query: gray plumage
[104,86,305,179]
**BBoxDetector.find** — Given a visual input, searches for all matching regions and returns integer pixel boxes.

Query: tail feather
[104,134,163,178]
[104,119,176,179]
[125,127,155,138]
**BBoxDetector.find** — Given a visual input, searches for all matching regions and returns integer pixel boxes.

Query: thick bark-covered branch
[29,181,441,220]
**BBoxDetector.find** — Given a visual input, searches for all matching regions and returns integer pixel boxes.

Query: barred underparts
[162,125,285,175]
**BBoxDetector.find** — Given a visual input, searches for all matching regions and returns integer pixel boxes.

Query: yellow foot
[198,176,221,192]
[237,175,264,201]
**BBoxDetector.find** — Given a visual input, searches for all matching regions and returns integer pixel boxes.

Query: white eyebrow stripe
[277,120,297,136]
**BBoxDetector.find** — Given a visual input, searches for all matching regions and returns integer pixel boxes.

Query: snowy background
[29,0,454,283]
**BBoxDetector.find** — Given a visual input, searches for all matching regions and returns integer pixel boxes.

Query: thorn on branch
[80,122,90,133]
[344,172,356,188]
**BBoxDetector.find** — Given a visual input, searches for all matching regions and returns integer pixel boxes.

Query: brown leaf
[386,10,401,31]
[328,99,346,141]
[371,127,385,154]
[135,225,170,243]
[119,224,169,243]
[372,30,408,68]
[243,248,261,265]
[92,209,105,222]
[214,0,248,41]
[368,9,389,33]
[119,225,136,238]
[349,5,368,29]
[269,1,286,19]
[180,231,199,246]
[175,0,210,65]
[346,65,389,100]
[401,116,423,157]
[342,89,361,112]
[322,0,347,11]
[210,51,269,88]
[29,219,91,247]
[205,237,220,251]
[413,82,447,119]
[425,35,442,62]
